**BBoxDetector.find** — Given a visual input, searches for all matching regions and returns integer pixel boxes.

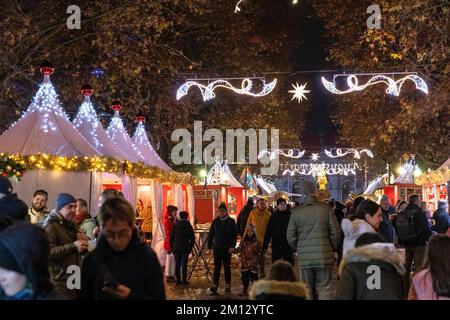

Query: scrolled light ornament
[324,148,374,159]
[258,149,305,160]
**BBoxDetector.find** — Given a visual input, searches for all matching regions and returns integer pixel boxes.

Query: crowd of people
[1,173,449,300]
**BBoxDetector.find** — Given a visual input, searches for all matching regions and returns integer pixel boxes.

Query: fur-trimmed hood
[249,280,311,300]
[339,243,406,276]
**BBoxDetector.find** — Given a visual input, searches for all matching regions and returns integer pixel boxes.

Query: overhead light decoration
[324,148,374,159]
[258,149,305,160]
[289,82,310,103]
[310,153,320,161]
[321,74,428,96]
[176,78,277,101]
[282,161,360,177]
[234,0,244,13]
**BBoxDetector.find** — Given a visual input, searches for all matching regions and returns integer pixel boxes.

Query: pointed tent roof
[73,85,127,160]
[255,176,277,195]
[0,66,100,157]
[204,161,243,187]
[394,160,415,184]
[132,114,171,171]
[106,102,145,163]
[363,174,388,195]
[239,167,258,191]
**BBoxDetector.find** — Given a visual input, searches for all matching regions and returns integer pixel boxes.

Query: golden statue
[317,170,328,191]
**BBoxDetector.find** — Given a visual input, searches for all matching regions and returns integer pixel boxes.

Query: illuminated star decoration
[289,82,310,103]
[176,78,277,101]
[311,153,320,161]
[321,74,428,96]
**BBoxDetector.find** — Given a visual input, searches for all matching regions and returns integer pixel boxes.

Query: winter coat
[379,206,396,242]
[398,204,432,247]
[263,208,292,252]
[207,215,237,250]
[237,199,254,236]
[163,214,175,252]
[408,268,450,300]
[0,223,64,300]
[0,193,28,221]
[246,208,271,244]
[431,209,450,234]
[140,206,153,234]
[79,230,165,300]
[169,219,195,254]
[42,210,82,299]
[336,243,406,300]
[287,196,341,268]
[341,218,377,257]
[250,280,310,300]
[28,207,50,226]
[236,234,260,273]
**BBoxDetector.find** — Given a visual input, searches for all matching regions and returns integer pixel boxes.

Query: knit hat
[276,198,287,205]
[218,202,227,211]
[0,241,23,274]
[0,176,13,195]
[55,193,76,211]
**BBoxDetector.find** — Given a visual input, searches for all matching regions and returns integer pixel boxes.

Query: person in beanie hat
[208,202,237,294]
[0,176,28,222]
[42,193,88,299]
[27,189,50,226]
[264,197,295,265]
[237,197,254,237]
[0,224,62,299]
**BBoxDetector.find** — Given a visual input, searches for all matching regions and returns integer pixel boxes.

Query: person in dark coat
[379,195,396,243]
[79,197,165,300]
[250,260,310,300]
[237,197,254,237]
[0,176,28,222]
[263,198,294,265]
[42,193,88,299]
[431,201,450,234]
[207,202,237,294]
[0,224,62,300]
[336,233,406,300]
[169,211,195,286]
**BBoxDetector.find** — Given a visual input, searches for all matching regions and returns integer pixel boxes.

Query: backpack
[396,210,417,242]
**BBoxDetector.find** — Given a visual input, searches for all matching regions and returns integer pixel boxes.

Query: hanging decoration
[324,148,374,159]
[310,153,320,161]
[0,153,197,185]
[321,73,428,96]
[258,149,305,160]
[234,0,244,13]
[289,82,310,103]
[281,161,360,177]
[176,78,277,101]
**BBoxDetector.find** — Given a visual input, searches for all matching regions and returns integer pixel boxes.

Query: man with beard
[28,189,50,226]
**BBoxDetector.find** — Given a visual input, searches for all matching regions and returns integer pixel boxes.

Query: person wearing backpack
[396,195,432,293]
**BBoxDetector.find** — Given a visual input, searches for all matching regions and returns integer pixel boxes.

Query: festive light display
[0,153,196,185]
[281,161,360,177]
[289,82,310,103]
[311,153,320,161]
[324,148,374,159]
[234,0,244,13]
[203,161,243,187]
[106,102,145,163]
[176,78,277,101]
[258,149,305,160]
[0,155,26,181]
[321,74,428,96]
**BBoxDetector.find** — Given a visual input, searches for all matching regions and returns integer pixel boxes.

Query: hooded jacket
[42,210,81,299]
[250,279,310,300]
[336,243,406,300]
[0,224,62,300]
[79,230,165,300]
[287,195,341,268]
[431,208,450,234]
[237,199,254,236]
[341,218,377,257]
[0,193,28,221]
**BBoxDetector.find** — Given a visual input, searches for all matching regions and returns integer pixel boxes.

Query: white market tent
[132,114,171,171]
[204,161,243,187]
[0,67,101,208]
[73,85,127,160]
[394,160,415,184]
[106,103,145,164]
[255,176,278,195]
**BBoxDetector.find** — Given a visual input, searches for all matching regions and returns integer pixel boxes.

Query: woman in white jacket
[341,199,383,257]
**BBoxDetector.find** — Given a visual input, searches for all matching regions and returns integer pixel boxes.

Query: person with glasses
[79,197,165,300]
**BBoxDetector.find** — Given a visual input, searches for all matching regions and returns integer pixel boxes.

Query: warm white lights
[289,82,310,103]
